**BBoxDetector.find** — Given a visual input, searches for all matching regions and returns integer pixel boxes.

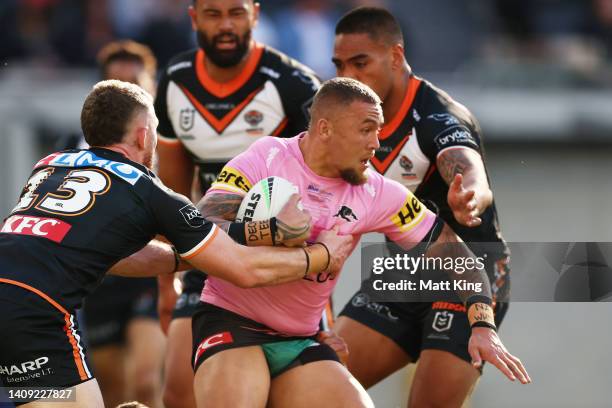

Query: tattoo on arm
[437,148,473,185]
[275,218,310,245]
[197,193,243,232]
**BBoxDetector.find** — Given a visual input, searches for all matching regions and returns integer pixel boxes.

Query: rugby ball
[236,176,299,222]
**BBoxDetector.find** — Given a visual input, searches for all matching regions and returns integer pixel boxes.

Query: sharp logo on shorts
[212,167,252,194]
[0,357,49,376]
[193,332,234,366]
[179,205,205,228]
[391,195,425,232]
[1,215,71,243]
[334,206,358,222]
[432,301,466,313]
[432,311,454,332]
[433,126,477,149]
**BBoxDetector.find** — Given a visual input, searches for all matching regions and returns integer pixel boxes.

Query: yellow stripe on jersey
[211,167,252,194]
[390,194,427,232]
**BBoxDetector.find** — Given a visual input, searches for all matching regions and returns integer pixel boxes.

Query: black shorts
[0,281,93,399]
[339,256,510,364]
[192,302,339,377]
[82,275,158,347]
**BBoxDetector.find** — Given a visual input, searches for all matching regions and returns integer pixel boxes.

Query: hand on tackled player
[275,193,312,247]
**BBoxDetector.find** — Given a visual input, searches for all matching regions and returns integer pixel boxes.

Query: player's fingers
[490,354,516,381]
[468,343,482,369]
[501,353,528,384]
[507,354,531,384]
[450,173,463,191]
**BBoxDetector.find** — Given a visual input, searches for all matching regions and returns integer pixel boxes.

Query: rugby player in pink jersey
[191,78,530,407]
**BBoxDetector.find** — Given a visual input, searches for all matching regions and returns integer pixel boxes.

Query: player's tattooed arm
[197,193,242,231]
[196,193,311,247]
[436,147,492,227]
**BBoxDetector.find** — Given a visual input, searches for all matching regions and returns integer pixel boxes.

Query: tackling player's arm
[437,147,492,227]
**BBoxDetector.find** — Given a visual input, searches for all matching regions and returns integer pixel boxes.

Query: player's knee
[131,370,159,402]
[163,378,194,408]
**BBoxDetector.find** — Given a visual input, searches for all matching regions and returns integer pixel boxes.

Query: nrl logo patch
[432,311,454,332]
[180,108,195,131]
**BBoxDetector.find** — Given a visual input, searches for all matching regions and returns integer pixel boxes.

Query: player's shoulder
[247,135,295,156]
[415,76,475,124]
[364,169,406,196]
[260,45,320,91]
[161,48,198,78]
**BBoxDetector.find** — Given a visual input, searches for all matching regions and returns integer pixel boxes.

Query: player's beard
[340,168,368,185]
[197,30,251,68]
[143,149,156,170]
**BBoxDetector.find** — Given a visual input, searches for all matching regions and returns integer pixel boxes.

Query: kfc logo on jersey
[1,215,71,243]
[432,311,454,332]
[179,205,205,228]
[180,108,195,131]
[434,127,477,149]
[193,332,234,366]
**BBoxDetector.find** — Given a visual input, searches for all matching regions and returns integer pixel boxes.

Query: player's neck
[204,42,255,83]
[382,70,411,124]
[99,144,139,164]
[299,133,340,179]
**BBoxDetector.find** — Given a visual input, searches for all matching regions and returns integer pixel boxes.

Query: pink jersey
[203,134,436,336]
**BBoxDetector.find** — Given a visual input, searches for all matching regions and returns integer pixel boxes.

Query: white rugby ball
[236,176,299,222]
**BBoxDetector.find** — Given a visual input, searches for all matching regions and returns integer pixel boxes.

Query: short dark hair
[335,6,403,46]
[311,77,381,120]
[97,40,157,80]
[81,80,153,147]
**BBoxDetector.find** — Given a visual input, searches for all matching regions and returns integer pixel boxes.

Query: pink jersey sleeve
[207,137,283,196]
[366,173,437,249]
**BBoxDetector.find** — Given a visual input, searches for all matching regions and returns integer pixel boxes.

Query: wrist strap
[302,247,310,277]
[171,246,181,274]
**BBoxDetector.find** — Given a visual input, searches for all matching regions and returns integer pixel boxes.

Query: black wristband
[228,222,247,245]
[171,246,181,273]
[471,321,497,331]
[270,217,278,246]
[302,247,310,277]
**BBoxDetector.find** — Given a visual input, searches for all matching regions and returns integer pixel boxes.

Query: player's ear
[136,127,147,151]
[317,118,332,142]
[252,2,260,26]
[188,4,198,31]
[390,43,405,71]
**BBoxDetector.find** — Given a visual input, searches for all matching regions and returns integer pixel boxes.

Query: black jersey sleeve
[271,54,321,137]
[154,66,177,139]
[414,85,483,161]
[148,179,217,257]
